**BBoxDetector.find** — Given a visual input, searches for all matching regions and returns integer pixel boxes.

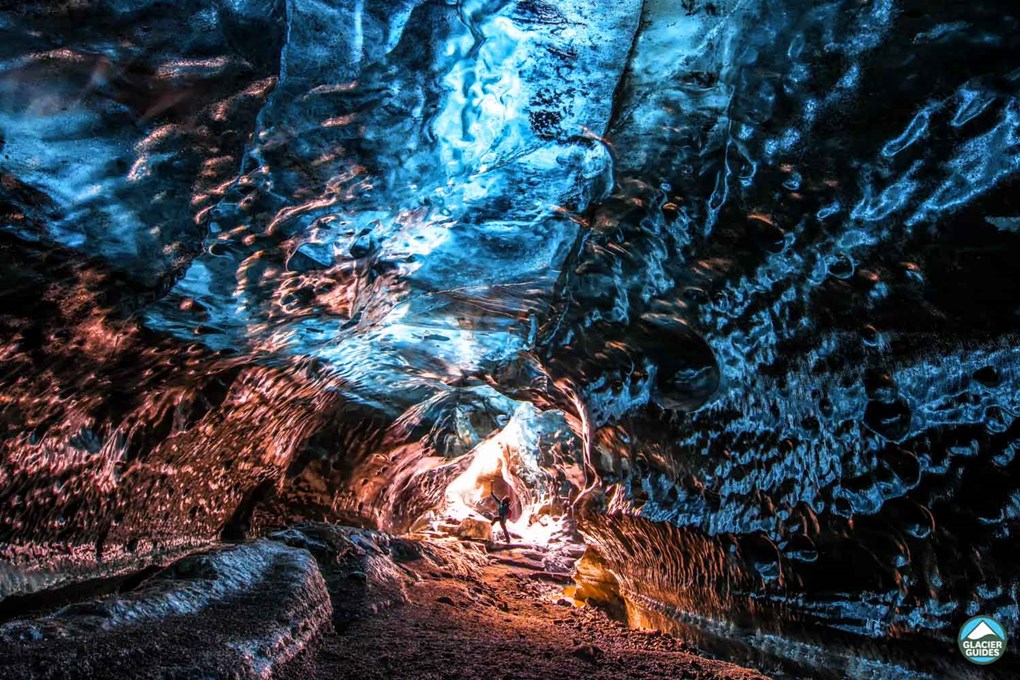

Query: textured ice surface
[2,0,1020,673]
[0,539,331,679]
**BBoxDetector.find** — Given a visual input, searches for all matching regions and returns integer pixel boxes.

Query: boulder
[456,518,493,542]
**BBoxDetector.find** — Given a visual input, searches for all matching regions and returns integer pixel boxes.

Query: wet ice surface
[1,0,1020,676]
[0,538,332,679]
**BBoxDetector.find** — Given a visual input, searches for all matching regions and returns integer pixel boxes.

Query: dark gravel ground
[280,537,769,680]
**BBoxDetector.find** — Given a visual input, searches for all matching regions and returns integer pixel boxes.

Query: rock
[455,518,493,542]
[435,596,455,606]
[571,643,604,663]
[528,571,574,584]
[268,524,409,629]
[389,538,424,563]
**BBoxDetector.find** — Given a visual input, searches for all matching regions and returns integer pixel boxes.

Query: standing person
[489,486,512,544]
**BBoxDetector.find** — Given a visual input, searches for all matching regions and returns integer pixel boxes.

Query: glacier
[2,0,1020,676]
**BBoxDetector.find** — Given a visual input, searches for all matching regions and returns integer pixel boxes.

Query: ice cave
[1,1,1019,678]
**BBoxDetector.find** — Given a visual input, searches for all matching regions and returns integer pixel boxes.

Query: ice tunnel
[1,0,1019,677]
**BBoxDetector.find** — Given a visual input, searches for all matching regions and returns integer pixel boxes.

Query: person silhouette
[489,486,512,543]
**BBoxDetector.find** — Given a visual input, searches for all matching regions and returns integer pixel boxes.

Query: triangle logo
[966,621,1000,641]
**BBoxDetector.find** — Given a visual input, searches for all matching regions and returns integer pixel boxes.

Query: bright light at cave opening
[438,407,567,547]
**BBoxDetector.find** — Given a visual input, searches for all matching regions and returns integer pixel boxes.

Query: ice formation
[2,0,1019,675]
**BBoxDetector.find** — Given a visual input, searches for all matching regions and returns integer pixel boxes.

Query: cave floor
[280,538,768,680]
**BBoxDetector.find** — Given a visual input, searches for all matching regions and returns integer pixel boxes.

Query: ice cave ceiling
[1,0,1020,666]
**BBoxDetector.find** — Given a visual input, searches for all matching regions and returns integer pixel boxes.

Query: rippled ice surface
[1,0,1020,675]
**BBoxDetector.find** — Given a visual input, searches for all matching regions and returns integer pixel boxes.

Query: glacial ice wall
[2,0,1020,669]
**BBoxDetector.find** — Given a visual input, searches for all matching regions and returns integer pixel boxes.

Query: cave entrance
[409,405,586,553]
